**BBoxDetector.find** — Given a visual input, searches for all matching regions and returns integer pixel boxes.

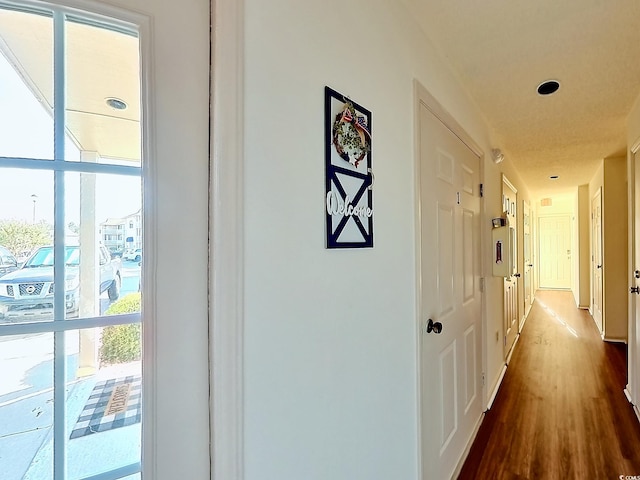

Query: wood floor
[458,290,640,479]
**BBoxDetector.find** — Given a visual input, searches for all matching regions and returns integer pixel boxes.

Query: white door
[538,215,572,289]
[502,177,518,356]
[523,200,533,325]
[631,148,640,413]
[418,93,482,479]
[592,189,604,332]
[0,1,210,479]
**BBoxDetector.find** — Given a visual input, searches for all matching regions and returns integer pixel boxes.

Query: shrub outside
[99,292,141,365]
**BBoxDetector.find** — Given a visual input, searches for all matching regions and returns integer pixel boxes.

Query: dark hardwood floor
[459,290,640,479]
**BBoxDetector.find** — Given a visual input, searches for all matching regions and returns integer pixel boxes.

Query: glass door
[0,4,143,478]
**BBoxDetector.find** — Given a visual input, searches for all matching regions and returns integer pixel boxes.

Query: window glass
[0,8,54,160]
[0,7,143,480]
[65,18,141,167]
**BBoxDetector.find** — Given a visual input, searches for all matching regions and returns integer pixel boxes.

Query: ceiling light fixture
[491,148,504,164]
[105,97,128,110]
[537,80,560,96]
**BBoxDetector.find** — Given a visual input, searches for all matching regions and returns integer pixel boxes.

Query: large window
[0,4,143,479]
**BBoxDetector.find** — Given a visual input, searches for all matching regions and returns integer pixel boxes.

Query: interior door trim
[210,0,245,478]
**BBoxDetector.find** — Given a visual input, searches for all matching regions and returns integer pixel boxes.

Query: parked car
[124,248,142,262]
[0,244,121,321]
[0,246,18,278]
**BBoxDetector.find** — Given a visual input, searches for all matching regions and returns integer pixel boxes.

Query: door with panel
[0,1,210,479]
[522,199,533,326]
[592,189,603,333]
[630,148,640,411]
[539,215,572,289]
[502,176,518,358]
[417,92,482,480]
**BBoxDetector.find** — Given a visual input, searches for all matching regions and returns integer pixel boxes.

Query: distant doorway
[591,189,603,332]
[538,215,572,289]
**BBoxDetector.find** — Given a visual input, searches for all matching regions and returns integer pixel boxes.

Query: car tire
[134,255,141,262]
[108,273,121,301]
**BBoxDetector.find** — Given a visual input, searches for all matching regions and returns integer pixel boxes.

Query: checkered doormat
[70,375,141,439]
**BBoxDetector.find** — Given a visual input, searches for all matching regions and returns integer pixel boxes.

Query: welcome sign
[324,86,374,248]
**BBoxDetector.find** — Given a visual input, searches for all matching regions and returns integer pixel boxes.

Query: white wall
[577,184,591,308]
[242,1,507,478]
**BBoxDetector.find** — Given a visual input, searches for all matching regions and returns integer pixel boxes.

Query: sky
[0,50,141,225]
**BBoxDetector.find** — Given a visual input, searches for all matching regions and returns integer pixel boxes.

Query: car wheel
[134,255,141,262]
[108,273,121,301]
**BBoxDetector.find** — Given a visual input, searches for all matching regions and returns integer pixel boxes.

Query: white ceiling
[3,3,640,197]
[400,0,640,197]
[0,8,140,163]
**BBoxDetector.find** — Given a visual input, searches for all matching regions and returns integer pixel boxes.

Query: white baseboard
[624,387,640,425]
[624,387,633,404]
[603,336,627,344]
[487,364,507,410]
[505,334,520,365]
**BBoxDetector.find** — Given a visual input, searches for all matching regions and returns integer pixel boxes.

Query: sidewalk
[0,352,141,480]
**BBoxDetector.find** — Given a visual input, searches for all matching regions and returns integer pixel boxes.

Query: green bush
[99,293,141,365]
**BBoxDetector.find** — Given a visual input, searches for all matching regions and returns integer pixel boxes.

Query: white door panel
[539,215,572,289]
[592,190,603,332]
[502,177,518,357]
[523,200,533,324]
[418,99,482,479]
[631,150,640,409]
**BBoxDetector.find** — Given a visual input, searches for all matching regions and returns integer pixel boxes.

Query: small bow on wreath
[332,102,371,167]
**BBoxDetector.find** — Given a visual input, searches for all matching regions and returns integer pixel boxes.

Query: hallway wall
[242,0,532,477]
[578,184,591,308]
[589,158,628,341]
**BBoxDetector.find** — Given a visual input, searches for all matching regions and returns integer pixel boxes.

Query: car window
[1,255,17,267]
[23,246,80,267]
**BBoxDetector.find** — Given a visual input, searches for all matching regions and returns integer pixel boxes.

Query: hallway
[459,290,640,479]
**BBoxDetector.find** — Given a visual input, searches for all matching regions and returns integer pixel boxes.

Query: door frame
[210,0,244,478]
[628,138,640,421]
[413,80,485,479]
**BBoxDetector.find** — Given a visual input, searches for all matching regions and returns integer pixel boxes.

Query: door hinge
[481,372,486,386]
[479,183,484,197]
[479,277,485,292]
[504,335,507,347]
[456,192,461,205]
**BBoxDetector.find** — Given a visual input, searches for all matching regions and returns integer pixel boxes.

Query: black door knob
[514,273,521,278]
[631,286,640,294]
[427,319,443,334]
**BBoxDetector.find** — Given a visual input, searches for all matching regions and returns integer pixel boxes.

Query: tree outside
[0,220,52,258]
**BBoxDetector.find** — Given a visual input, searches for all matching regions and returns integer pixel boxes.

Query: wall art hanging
[324,86,374,249]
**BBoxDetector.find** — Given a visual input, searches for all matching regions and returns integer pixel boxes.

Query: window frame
[0,2,144,479]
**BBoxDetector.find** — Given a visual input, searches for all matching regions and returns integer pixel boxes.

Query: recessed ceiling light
[549,175,559,180]
[537,80,560,96]
[105,97,128,110]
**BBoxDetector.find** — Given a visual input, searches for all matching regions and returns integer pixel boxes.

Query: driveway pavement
[0,261,141,479]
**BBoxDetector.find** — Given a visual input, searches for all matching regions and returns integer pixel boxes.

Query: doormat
[70,375,141,439]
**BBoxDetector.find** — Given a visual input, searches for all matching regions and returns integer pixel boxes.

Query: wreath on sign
[332,101,371,167]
